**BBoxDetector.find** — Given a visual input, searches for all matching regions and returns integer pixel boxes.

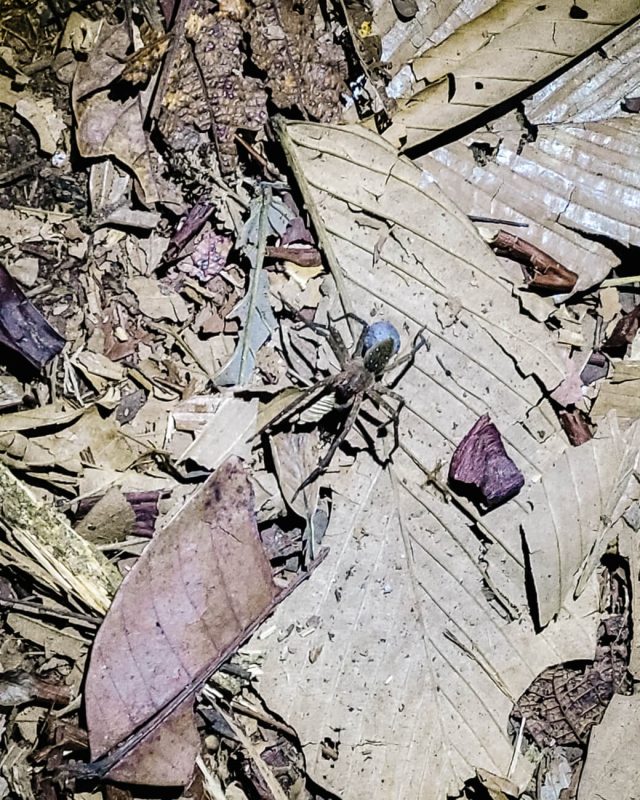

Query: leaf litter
[0,0,639,799]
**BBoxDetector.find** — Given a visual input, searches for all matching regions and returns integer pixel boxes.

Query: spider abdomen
[363,321,401,374]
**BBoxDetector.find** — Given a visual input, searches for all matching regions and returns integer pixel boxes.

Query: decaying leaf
[72,21,181,208]
[156,0,268,175]
[592,362,640,420]
[488,230,578,294]
[156,0,345,176]
[246,0,347,121]
[83,458,289,785]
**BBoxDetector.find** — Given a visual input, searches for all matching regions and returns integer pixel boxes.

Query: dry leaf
[72,22,181,208]
[381,0,639,151]
[175,396,258,470]
[84,458,279,785]
[576,694,639,799]
[246,119,640,798]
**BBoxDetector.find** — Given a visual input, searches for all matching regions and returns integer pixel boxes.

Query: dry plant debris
[0,0,639,799]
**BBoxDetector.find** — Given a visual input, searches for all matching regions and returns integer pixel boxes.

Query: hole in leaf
[569,4,588,18]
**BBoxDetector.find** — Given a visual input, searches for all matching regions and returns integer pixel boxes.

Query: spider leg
[293,395,364,499]
[251,375,337,440]
[381,328,428,374]
[280,297,351,368]
[368,387,404,459]
[326,312,369,357]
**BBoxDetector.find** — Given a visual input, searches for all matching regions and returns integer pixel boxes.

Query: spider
[255,308,427,497]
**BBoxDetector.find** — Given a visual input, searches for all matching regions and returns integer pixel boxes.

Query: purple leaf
[0,264,65,370]
[449,415,524,507]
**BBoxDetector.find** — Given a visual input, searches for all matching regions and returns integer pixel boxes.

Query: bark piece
[489,229,578,293]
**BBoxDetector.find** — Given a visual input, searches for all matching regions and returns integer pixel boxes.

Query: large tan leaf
[250,120,640,798]
[577,693,640,800]
[379,0,639,151]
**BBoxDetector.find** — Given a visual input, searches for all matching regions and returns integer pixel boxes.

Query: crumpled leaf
[84,458,278,785]
[248,119,640,798]
[72,22,181,209]
[448,414,524,507]
[380,0,640,151]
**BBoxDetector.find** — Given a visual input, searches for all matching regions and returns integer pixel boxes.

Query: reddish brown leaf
[84,457,277,785]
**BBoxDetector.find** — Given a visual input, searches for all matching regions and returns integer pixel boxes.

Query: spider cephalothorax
[256,310,426,496]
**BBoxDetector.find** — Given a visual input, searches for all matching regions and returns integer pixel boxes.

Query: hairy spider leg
[367,387,405,458]
[381,329,428,380]
[293,394,365,499]
[279,298,352,368]
[251,374,337,440]
[325,312,370,359]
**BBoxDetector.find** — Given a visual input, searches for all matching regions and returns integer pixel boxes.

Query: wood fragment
[489,229,578,293]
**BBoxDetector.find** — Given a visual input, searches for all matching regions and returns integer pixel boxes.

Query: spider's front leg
[293,395,365,499]
[280,298,355,369]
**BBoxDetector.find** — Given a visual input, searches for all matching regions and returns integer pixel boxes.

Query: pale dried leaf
[526,19,640,126]
[15,95,66,155]
[175,396,258,470]
[381,0,639,150]
[577,693,640,800]
[252,119,640,797]
[253,454,599,799]
[128,275,190,323]
[491,119,640,248]
[6,615,87,662]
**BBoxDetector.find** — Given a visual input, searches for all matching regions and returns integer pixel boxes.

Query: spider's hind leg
[367,387,405,462]
[293,395,364,498]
